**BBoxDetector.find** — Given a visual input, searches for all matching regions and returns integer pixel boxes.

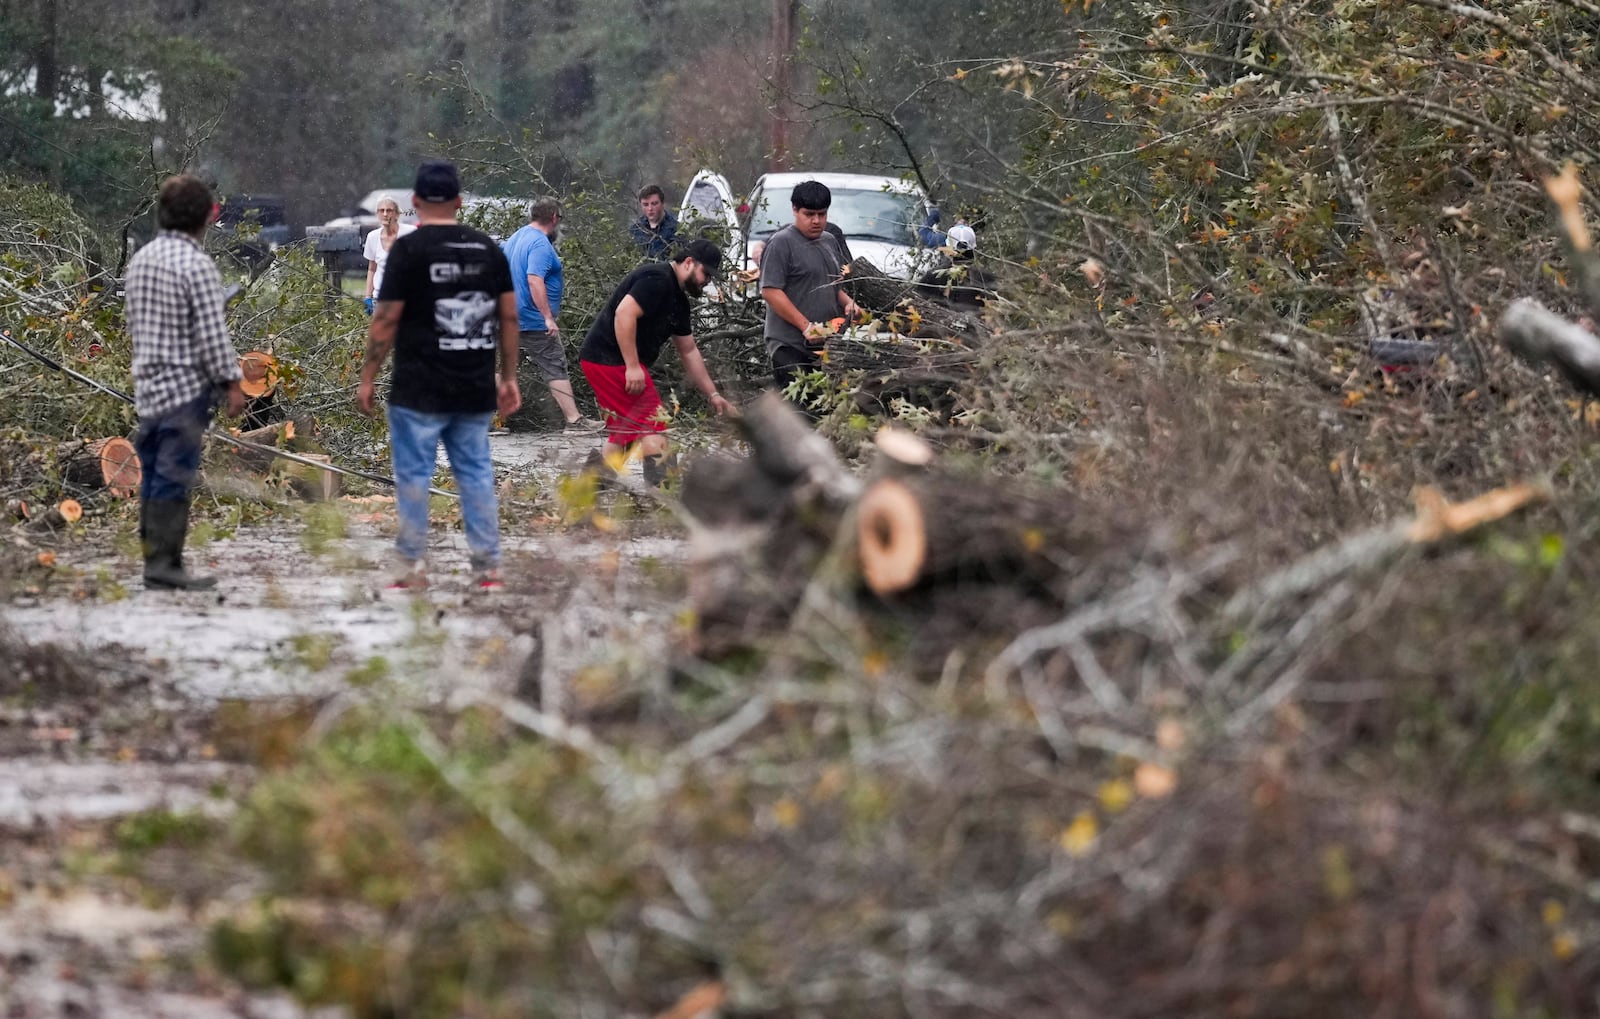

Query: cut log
[57,437,140,495]
[4,498,30,520]
[238,351,278,399]
[858,478,928,595]
[855,473,1110,597]
[30,498,82,530]
[679,395,1140,662]
[1500,298,1600,398]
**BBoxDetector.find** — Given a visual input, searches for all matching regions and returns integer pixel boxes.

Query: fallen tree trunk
[841,257,984,342]
[679,396,1135,659]
[681,393,859,656]
[858,475,1067,595]
[238,351,278,399]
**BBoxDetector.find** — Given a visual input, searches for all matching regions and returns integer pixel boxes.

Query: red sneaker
[473,569,503,591]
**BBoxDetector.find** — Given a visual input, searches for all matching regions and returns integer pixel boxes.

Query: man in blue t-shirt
[501,197,601,431]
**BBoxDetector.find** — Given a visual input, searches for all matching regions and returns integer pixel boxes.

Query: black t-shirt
[579,262,691,369]
[377,223,513,413]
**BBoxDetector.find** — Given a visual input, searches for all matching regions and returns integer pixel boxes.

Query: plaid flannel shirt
[126,231,242,419]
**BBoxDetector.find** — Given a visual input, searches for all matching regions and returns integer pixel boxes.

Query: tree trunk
[679,397,1142,660]
[34,0,58,104]
[680,393,858,656]
[842,257,983,340]
[768,0,800,171]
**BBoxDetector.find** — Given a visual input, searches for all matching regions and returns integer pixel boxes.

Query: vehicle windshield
[746,186,923,245]
[682,179,729,223]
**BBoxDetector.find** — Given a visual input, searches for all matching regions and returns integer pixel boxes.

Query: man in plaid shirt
[126,174,245,590]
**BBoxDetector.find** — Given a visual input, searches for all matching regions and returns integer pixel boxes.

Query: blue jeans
[386,405,500,569]
[136,394,212,501]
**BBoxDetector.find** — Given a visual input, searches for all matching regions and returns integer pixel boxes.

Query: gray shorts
[518,329,569,382]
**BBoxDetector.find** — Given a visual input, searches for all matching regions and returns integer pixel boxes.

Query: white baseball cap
[947,224,977,252]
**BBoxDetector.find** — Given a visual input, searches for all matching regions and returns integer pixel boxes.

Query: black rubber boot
[583,447,622,489]
[142,497,216,590]
[641,451,678,487]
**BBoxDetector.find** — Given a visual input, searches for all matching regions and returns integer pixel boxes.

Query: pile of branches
[133,383,1600,1017]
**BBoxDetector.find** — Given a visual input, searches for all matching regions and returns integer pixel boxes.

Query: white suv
[679,170,933,281]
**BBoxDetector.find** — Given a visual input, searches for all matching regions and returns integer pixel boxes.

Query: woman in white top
[362,197,415,312]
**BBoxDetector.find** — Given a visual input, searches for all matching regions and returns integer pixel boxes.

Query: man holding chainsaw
[759,179,861,400]
[125,173,246,591]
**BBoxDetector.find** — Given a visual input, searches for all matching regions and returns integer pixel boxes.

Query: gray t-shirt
[760,225,845,354]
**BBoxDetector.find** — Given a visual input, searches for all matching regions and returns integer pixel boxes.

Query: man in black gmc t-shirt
[357,159,521,591]
[578,238,735,485]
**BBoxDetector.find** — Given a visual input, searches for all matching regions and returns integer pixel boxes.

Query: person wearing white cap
[917,218,995,309]
[917,206,976,251]
[946,223,977,253]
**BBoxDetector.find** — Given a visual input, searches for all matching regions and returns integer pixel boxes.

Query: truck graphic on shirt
[434,291,497,350]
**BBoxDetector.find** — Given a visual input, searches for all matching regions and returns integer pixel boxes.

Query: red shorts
[580,360,668,445]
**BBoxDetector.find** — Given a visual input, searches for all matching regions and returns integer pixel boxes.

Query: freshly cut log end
[874,425,933,467]
[858,478,928,595]
[57,437,141,494]
[4,498,29,521]
[238,351,278,399]
[32,498,83,530]
[1545,164,1592,253]
[89,436,141,496]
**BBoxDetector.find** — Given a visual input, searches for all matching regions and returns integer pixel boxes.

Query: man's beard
[683,276,705,299]
[549,226,561,245]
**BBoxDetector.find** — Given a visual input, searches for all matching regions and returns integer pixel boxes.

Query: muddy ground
[0,429,691,1018]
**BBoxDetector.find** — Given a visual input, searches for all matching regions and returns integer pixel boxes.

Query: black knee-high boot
[141,497,216,590]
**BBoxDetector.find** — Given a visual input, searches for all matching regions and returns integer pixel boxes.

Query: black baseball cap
[413,159,461,203]
[684,238,724,279]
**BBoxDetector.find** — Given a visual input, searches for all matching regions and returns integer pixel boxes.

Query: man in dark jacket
[629,184,680,259]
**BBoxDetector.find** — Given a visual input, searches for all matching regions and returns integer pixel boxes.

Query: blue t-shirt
[502,224,564,331]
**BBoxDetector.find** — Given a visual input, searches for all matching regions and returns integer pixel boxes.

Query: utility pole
[769,0,799,172]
